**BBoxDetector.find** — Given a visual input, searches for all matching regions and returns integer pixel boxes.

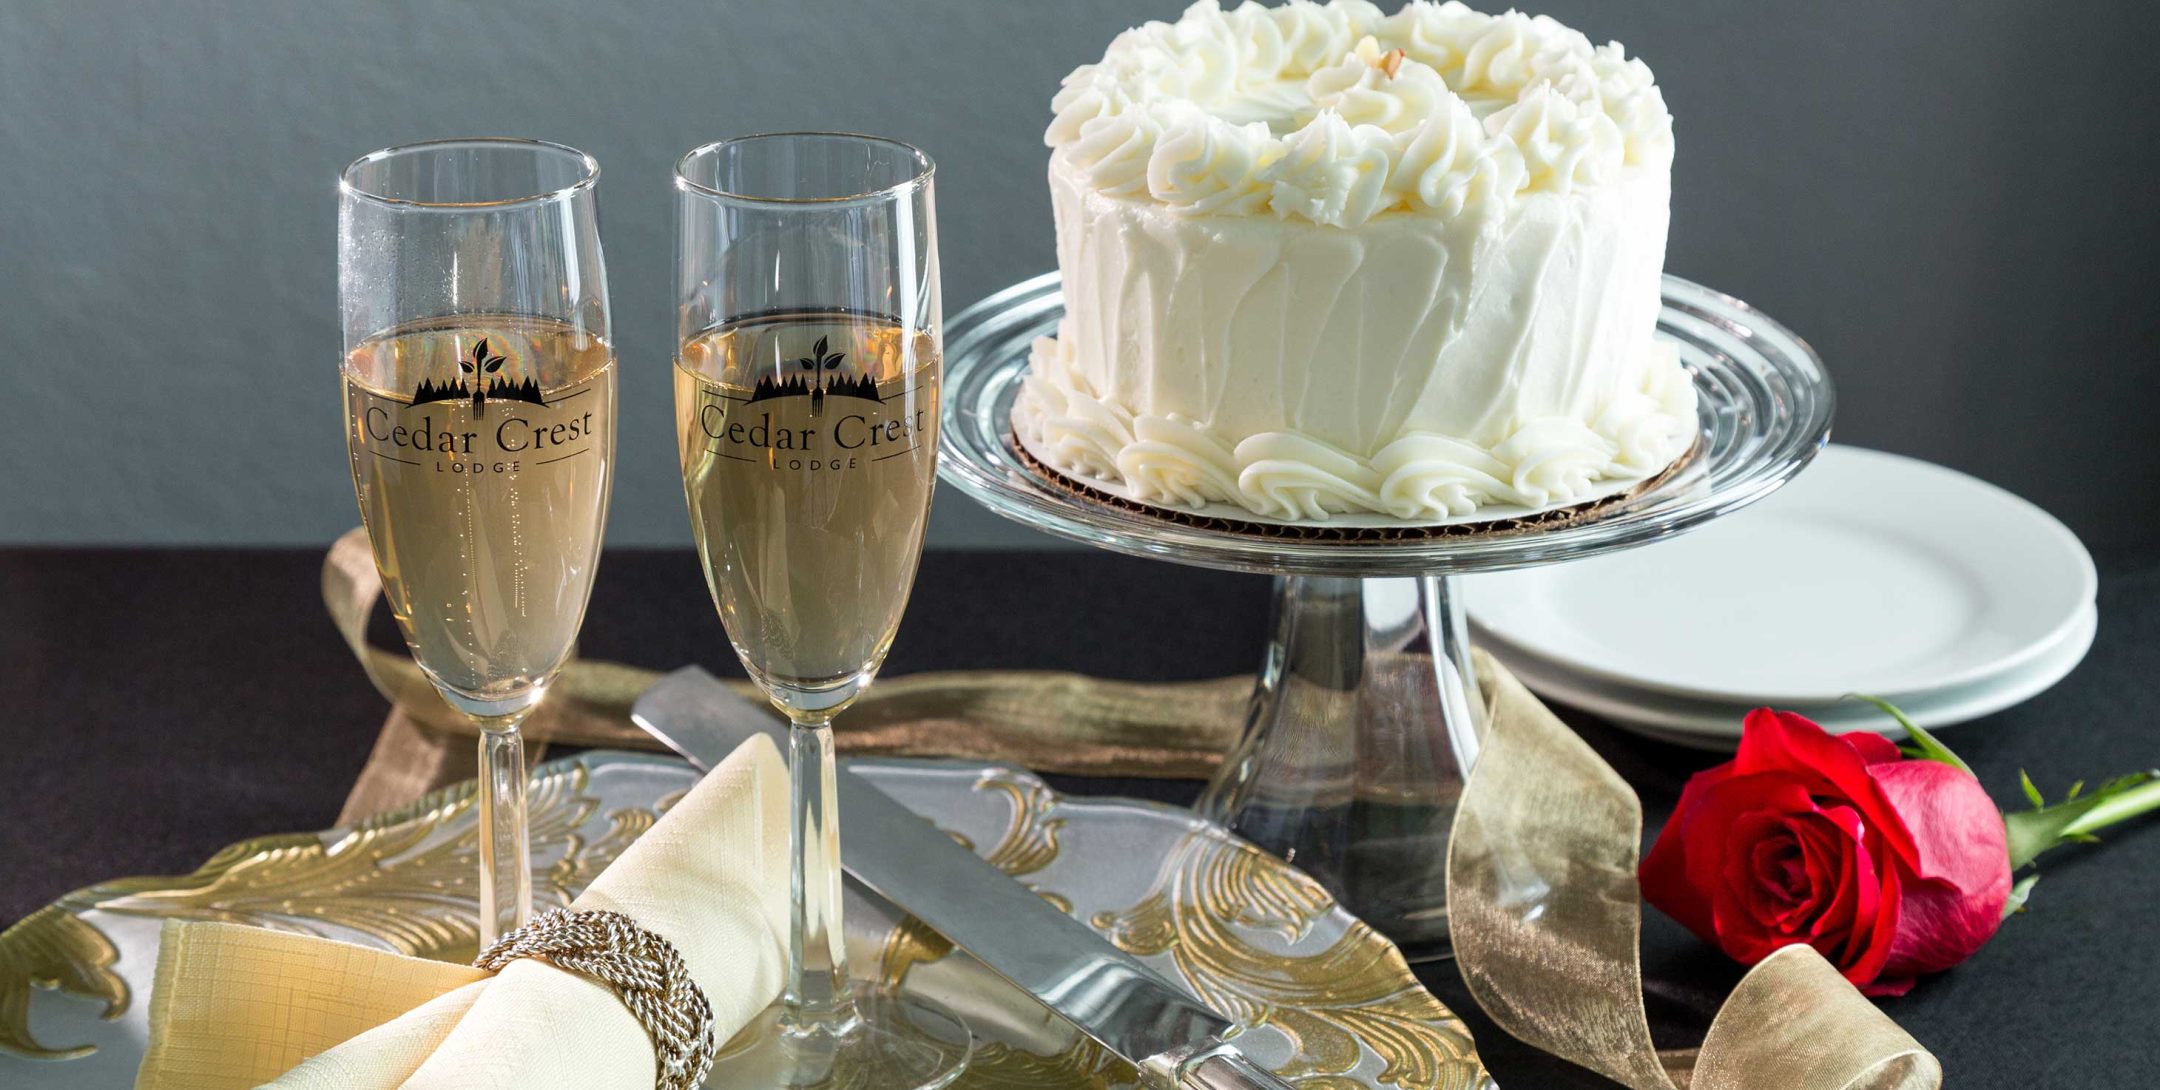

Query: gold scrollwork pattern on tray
[1093,836,1485,1090]
[879,766,1485,1090]
[878,768,1072,985]
[957,1039,1132,1090]
[0,762,645,1060]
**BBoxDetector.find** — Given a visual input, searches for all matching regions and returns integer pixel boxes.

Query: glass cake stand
[938,272,1833,961]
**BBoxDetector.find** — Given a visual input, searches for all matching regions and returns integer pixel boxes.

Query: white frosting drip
[1016,331,1698,522]
[1046,0,1675,227]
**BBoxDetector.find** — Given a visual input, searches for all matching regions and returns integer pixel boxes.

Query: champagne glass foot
[707,984,972,1090]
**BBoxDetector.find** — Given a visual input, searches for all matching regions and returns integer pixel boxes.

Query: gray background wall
[4,0,2156,549]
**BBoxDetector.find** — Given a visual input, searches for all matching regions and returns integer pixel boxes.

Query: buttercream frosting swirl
[1484,83,1623,194]
[1147,108,1281,213]
[1266,111,1394,227]
[1046,0,1673,226]
[1066,109,1163,198]
[1305,36,1455,133]
[1389,92,1523,215]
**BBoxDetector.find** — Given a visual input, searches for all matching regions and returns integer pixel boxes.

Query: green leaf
[1849,693,1972,775]
[2002,873,2039,918]
[2021,769,2046,808]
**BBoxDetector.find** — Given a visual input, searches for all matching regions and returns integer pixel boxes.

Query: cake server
[630,666,1295,1090]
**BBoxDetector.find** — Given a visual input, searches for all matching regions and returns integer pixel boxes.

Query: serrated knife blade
[630,666,1293,1090]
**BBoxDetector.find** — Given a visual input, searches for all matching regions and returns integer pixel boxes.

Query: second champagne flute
[675,133,968,1089]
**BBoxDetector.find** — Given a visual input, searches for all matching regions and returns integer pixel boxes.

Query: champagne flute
[339,139,616,948]
[675,133,968,1088]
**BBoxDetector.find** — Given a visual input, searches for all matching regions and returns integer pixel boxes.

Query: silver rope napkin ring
[474,908,717,1090]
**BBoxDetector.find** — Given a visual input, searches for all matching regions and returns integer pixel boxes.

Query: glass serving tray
[0,750,1490,1090]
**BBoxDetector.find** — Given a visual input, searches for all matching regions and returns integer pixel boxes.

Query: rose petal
[1863,973,1918,998]
[1868,761,2010,977]
[1868,759,2012,897]
[1678,776,1818,898]
[1782,804,1893,981]
[1734,709,1922,868]
[1788,809,1864,944]
[1842,730,1906,765]
[1733,815,1813,928]
[1848,851,1900,989]
[1696,787,1822,964]
[1880,869,2004,981]
[1640,762,1742,940]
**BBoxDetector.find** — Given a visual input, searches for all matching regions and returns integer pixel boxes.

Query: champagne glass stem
[475,711,533,948]
[785,714,859,1032]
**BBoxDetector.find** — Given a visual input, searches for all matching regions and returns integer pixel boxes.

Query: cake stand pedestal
[939,273,1833,961]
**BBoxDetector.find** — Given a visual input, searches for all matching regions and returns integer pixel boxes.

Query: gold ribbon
[324,527,1244,777]
[328,528,1940,1089]
[1449,662,1941,1090]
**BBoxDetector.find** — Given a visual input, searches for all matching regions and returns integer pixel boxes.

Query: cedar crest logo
[746,335,882,410]
[411,338,545,412]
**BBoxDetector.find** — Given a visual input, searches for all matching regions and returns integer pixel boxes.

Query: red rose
[1640,709,2011,995]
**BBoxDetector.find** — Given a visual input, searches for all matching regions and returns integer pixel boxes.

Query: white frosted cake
[1015,0,1696,523]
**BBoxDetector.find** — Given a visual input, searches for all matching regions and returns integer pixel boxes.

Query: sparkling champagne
[344,314,615,711]
[675,312,939,711]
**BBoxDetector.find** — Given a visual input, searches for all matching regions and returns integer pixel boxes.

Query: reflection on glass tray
[0,750,1489,1090]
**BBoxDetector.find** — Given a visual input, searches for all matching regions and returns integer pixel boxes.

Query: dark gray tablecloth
[2,546,2153,1087]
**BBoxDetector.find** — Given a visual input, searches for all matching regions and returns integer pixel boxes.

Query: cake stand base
[1197,575,1483,960]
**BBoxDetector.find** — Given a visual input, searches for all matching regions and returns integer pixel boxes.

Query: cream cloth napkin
[135,735,789,1090]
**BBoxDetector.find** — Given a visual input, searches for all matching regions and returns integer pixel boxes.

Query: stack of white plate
[1465,446,2098,750]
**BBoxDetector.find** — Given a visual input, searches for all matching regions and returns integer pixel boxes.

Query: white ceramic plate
[1466,446,2096,704]
[1490,603,2097,749]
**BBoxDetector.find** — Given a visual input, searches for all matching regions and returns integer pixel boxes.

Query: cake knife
[630,667,1296,1090]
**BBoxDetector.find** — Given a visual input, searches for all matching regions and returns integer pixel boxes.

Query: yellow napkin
[135,735,789,1090]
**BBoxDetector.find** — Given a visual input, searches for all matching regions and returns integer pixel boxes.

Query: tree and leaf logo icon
[411,338,546,412]
[747,334,882,410]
